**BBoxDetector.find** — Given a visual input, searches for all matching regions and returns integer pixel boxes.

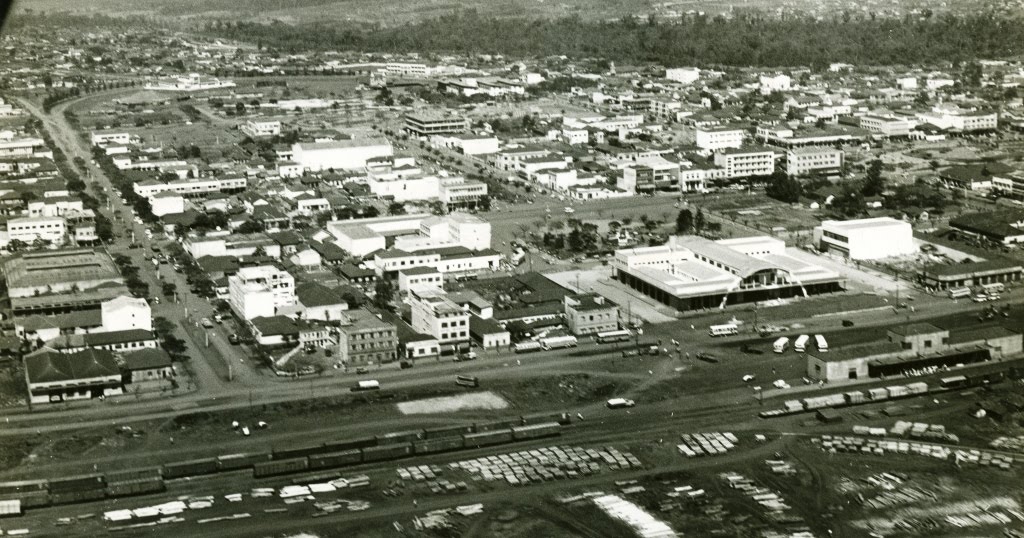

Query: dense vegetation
[205,11,1024,67]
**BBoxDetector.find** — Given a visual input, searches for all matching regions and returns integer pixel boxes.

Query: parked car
[201,318,214,328]
[228,334,240,345]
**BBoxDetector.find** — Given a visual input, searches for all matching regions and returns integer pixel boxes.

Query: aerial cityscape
[0,1,1023,537]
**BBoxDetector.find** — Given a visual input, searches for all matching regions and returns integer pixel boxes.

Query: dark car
[228,334,240,345]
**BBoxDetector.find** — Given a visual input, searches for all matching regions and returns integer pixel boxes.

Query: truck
[351,380,380,392]
[540,335,578,350]
[793,334,810,353]
[773,337,790,354]
[606,398,636,409]
[708,323,739,337]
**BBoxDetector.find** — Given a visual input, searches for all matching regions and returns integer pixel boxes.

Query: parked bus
[606,398,636,409]
[596,330,631,344]
[513,341,543,354]
[773,337,790,354]
[351,380,380,392]
[455,375,480,388]
[540,335,578,350]
[708,323,739,337]
[793,335,810,353]
[814,334,828,353]
[948,287,972,299]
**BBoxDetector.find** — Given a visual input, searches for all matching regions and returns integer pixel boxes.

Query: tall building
[813,217,915,260]
[410,289,471,355]
[337,310,398,366]
[228,265,296,320]
[564,294,619,336]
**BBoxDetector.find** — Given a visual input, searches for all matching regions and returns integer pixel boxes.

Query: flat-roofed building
[859,115,913,137]
[713,146,775,178]
[241,120,281,138]
[695,126,744,151]
[337,309,398,366]
[404,112,468,136]
[813,217,915,260]
[665,67,700,85]
[564,294,619,336]
[291,138,393,172]
[618,156,680,194]
[4,216,66,245]
[784,147,844,177]
[612,235,844,311]
[228,265,296,320]
[410,289,470,354]
[2,248,123,298]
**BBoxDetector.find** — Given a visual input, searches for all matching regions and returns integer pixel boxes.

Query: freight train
[759,367,1021,419]
[0,413,571,514]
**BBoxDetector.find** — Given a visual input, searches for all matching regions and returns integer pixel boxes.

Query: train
[0,413,572,514]
[759,367,1021,419]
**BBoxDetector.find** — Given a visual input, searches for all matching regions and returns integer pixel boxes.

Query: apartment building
[4,216,66,245]
[241,120,282,138]
[618,156,680,194]
[859,115,913,137]
[784,147,844,177]
[713,147,776,179]
[696,126,744,151]
[337,309,398,366]
[133,176,247,198]
[404,112,468,136]
[564,294,620,336]
[228,265,296,320]
[410,289,471,354]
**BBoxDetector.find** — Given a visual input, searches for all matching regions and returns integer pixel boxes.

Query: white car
[563,206,575,214]
[772,379,790,389]
[742,374,756,383]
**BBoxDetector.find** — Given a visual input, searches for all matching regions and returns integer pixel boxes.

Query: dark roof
[812,341,904,363]
[310,240,348,262]
[920,258,1023,278]
[251,315,312,336]
[121,348,173,370]
[940,163,1014,184]
[470,315,507,337]
[948,210,1024,240]
[197,255,240,274]
[338,263,375,279]
[25,348,120,384]
[84,329,157,347]
[268,230,304,246]
[296,282,347,308]
[947,326,1021,345]
[253,204,288,220]
[400,266,440,276]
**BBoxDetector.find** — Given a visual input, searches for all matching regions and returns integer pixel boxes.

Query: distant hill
[16,0,1011,26]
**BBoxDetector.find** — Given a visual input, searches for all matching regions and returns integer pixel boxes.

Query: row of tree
[203,11,1024,67]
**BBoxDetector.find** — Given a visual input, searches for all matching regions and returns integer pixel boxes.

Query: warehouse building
[917,258,1023,291]
[813,217,915,260]
[806,322,1022,383]
[2,249,123,298]
[612,235,844,311]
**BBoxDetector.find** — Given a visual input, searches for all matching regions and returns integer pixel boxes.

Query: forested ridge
[204,11,1024,67]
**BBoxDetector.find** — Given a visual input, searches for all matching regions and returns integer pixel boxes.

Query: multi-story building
[410,289,471,354]
[241,120,281,138]
[291,138,393,172]
[695,126,744,151]
[713,147,776,179]
[431,134,500,155]
[915,107,997,133]
[759,74,792,94]
[228,265,296,320]
[4,216,66,246]
[90,131,130,146]
[813,217,915,260]
[404,112,468,136]
[101,296,153,333]
[564,294,619,336]
[24,348,123,405]
[398,266,444,295]
[133,176,246,198]
[439,177,488,210]
[337,309,398,366]
[784,147,844,177]
[859,115,913,137]
[649,98,683,119]
[618,156,680,194]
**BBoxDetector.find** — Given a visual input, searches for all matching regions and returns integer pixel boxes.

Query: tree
[765,170,803,203]
[694,208,706,233]
[388,201,407,215]
[373,279,395,310]
[236,220,264,234]
[862,159,885,197]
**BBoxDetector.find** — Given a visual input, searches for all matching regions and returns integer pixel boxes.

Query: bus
[793,335,810,353]
[596,330,631,344]
[708,323,739,337]
[351,380,380,392]
[540,335,578,350]
[513,341,543,354]
[773,337,790,354]
[606,398,635,409]
[456,375,480,388]
[948,287,972,299]
[814,334,828,353]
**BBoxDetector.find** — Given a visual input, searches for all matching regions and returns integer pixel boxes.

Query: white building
[813,217,915,260]
[915,107,998,133]
[439,176,488,210]
[133,176,246,198]
[277,160,303,179]
[896,77,918,90]
[5,216,66,245]
[665,67,700,85]
[241,120,281,138]
[410,289,471,353]
[367,174,440,202]
[859,115,914,137]
[149,191,185,216]
[784,147,844,177]
[695,127,744,151]
[713,147,775,179]
[90,132,130,146]
[759,74,792,95]
[327,212,491,257]
[398,266,444,295]
[228,265,296,320]
[291,138,393,172]
[101,296,152,332]
[431,134,500,155]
